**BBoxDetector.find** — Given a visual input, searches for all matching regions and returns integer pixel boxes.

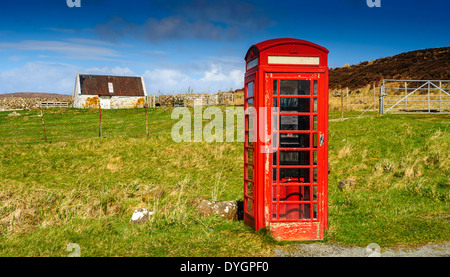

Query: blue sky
[0,0,448,94]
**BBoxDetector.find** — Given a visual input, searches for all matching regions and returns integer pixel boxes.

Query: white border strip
[268,56,320,65]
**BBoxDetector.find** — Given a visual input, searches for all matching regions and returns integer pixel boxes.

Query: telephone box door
[244,75,259,230]
[267,72,328,241]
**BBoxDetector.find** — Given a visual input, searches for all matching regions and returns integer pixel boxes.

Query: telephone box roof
[245,38,329,62]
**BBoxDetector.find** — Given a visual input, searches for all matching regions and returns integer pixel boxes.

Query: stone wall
[0,97,73,111]
[157,91,244,107]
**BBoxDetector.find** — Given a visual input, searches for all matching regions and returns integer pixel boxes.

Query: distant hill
[0,92,72,99]
[329,46,450,90]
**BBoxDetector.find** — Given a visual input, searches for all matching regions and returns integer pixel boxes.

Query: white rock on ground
[129,208,153,224]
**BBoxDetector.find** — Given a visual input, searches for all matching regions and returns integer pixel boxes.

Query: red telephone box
[243,38,329,241]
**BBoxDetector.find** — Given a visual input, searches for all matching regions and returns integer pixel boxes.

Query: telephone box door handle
[320,135,325,146]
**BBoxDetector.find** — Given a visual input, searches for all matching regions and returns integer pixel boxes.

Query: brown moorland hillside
[329,46,450,90]
[0,92,72,99]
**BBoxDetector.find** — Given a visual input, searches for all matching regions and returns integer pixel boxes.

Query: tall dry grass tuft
[337,144,353,159]
[0,178,160,237]
[211,167,226,201]
[149,178,191,228]
[106,156,123,173]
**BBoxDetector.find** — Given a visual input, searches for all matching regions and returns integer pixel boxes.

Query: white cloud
[143,62,244,94]
[94,0,273,43]
[143,68,193,93]
[8,55,26,62]
[65,37,119,46]
[0,62,78,93]
[96,15,239,43]
[82,66,136,76]
[0,63,138,94]
[0,40,120,60]
[200,64,243,84]
[0,57,244,95]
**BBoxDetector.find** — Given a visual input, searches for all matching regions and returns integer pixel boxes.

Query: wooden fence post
[346,87,349,111]
[99,104,102,137]
[405,82,408,109]
[373,83,376,110]
[40,108,47,143]
[145,102,149,136]
[340,87,344,119]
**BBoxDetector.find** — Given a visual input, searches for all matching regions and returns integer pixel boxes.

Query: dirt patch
[275,242,450,257]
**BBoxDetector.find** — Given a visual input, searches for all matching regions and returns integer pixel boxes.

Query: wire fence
[6,82,442,146]
[0,107,173,145]
[379,79,450,114]
[329,85,379,112]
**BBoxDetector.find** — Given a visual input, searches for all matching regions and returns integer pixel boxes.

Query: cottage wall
[73,94,97,108]
[72,74,147,109]
[73,95,146,109]
[111,96,146,109]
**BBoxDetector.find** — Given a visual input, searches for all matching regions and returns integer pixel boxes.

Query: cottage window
[108,82,114,93]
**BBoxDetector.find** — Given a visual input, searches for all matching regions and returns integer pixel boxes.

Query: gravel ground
[274,242,450,257]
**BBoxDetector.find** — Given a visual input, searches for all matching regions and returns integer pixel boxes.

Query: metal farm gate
[379,79,450,114]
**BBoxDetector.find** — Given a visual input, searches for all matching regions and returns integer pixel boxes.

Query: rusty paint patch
[133,97,145,108]
[83,96,99,108]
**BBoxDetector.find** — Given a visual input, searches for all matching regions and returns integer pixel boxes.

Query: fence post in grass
[99,103,102,137]
[428,81,431,113]
[346,87,349,111]
[373,83,376,110]
[40,107,47,143]
[378,85,383,114]
[145,102,149,136]
[404,82,408,109]
[340,86,343,119]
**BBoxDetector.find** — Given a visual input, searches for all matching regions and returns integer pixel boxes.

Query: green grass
[0,108,448,256]
[327,112,449,246]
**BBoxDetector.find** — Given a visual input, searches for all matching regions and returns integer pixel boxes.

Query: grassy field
[0,107,448,256]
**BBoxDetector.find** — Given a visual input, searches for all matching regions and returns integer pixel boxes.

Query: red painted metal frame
[243,73,257,229]
[244,38,329,241]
